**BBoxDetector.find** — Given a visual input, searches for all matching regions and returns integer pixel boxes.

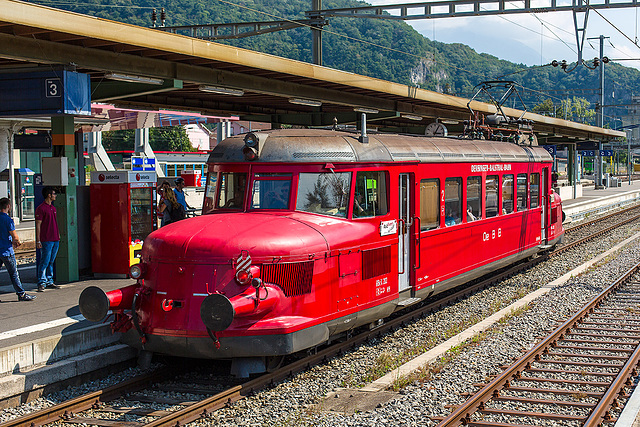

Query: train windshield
[217,172,248,209]
[202,173,218,213]
[251,173,292,209]
[296,172,350,217]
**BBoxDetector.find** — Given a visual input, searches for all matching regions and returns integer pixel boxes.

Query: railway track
[2,205,640,427]
[435,261,640,426]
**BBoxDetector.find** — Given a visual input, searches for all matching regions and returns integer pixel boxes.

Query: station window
[353,171,389,218]
[251,173,293,209]
[216,172,248,209]
[296,172,351,217]
[419,178,439,230]
[502,174,514,214]
[530,173,540,208]
[203,172,218,214]
[466,176,482,221]
[517,173,528,211]
[486,175,499,218]
[444,177,462,226]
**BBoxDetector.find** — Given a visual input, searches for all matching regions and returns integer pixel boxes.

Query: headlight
[235,269,251,286]
[244,133,258,148]
[129,264,145,280]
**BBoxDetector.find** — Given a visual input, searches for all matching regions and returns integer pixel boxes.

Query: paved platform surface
[0,176,639,409]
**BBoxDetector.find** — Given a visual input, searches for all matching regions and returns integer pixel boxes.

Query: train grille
[362,246,392,280]
[261,261,314,297]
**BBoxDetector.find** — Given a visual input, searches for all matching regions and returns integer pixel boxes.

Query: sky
[366,0,640,71]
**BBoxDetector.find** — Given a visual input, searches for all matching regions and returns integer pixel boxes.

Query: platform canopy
[0,0,625,143]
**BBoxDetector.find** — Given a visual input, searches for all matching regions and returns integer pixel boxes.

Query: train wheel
[265,355,285,372]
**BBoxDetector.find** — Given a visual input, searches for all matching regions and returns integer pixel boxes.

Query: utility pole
[311,0,322,65]
[589,35,609,189]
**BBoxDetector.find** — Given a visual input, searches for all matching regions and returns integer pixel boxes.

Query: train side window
[251,173,293,209]
[216,172,247,209]
[517,173,528,211]
[502,174,514,214]
[203,173,218,214]
[296,172,351,217]
[530,173,540,208]
[353,171,389,218]
[485,175,499,218]
[466,176,482,221]
[444,177,462,226]
[419,178,439,230]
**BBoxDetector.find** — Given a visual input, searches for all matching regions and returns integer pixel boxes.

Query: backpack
[167,203,186,223]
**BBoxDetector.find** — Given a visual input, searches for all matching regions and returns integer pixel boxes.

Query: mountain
[28,0,640,127]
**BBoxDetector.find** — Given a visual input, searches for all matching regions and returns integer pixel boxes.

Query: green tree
[102,126,195,152]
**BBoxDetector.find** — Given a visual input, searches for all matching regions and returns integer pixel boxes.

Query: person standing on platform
[35,187,60,292]
[173,177,192,213]
[0,198,35,301]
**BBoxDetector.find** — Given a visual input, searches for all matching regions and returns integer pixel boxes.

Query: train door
[541,167,548,244]
[398,173,412,293]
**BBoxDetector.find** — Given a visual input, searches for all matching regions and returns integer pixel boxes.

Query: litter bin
[181,170,202,187]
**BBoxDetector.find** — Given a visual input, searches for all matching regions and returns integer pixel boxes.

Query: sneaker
[18,294,36,301]
[45,283,60,290]
[37,285,45,292]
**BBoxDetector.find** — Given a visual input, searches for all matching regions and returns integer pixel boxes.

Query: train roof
[208,129,552,164]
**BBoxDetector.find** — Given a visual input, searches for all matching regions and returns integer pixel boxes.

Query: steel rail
[3,207,639,426]
[553,210,640,256]
[436,261,640,426]
[563,203,640,234]
[0,371,165,427]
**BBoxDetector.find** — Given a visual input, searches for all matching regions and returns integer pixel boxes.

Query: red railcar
[80,129,564,375]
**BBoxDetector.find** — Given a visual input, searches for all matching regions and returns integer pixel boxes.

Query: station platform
[1,177,640,407]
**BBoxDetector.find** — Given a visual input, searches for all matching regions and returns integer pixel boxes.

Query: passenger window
[217,172,247,209]
[353,171,389,218]
[203,172,217,214]
[502,174,514,214]
[420,179,439,230]
[251,173,292,209]
[444,177,462,226]
[296,172,351,217]
[530,173,540,208]
[517,173,528,211]
[466,176,481,222]
[485,175,499,218]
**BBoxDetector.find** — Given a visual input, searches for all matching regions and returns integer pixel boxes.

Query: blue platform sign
[581,150,596,157]
[0,69,91,117]
[600,150,614,157]
[132,156,156,171]
[541,145,556,156]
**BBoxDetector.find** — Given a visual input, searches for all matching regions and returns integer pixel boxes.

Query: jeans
[37,241,59,286]
[0,253,26,296]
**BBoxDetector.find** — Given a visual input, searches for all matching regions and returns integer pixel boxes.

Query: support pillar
[86,131,115,172]
[51,115,78,283]
[568,144,575,196]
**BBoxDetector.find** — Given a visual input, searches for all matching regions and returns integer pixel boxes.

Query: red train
[80,128,564,376]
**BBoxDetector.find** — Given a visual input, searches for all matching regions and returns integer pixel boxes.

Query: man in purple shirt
[35,187,60,292]
[0,197,35,301]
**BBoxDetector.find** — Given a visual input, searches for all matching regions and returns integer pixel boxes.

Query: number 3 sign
[45,78,61,98]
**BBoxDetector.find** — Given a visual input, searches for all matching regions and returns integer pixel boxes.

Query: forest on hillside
[27,0,640,127]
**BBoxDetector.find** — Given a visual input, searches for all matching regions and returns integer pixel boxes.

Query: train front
[78,130,378,373]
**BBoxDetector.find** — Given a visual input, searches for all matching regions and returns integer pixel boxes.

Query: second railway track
[437,261,640,426]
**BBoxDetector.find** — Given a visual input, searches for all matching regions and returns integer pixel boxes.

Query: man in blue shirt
[173,177,192,212]
[0,198,35,301]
